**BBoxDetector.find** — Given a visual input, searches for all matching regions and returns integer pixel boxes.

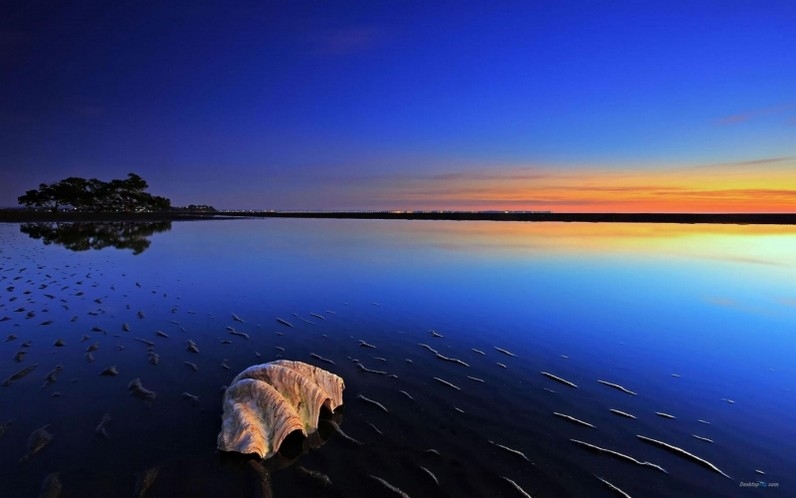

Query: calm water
[1,218,794,497]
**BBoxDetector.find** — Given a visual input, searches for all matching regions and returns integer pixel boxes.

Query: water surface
[1,219,794,497]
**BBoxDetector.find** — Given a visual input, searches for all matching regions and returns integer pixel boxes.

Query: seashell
[217,360,344,460]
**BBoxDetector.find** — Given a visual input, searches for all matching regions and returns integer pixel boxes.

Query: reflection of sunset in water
[376,220,796,266]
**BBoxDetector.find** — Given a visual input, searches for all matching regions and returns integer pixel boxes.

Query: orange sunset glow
[367,158,796,213]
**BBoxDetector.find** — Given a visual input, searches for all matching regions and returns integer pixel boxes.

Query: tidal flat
[1,218,794,497]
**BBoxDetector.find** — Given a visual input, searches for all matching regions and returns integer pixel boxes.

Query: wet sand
[0,300,769,497]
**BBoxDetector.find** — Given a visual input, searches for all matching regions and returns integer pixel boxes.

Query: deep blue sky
[2,1,795,211]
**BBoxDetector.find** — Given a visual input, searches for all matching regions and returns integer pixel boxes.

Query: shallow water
[1,219,794,497]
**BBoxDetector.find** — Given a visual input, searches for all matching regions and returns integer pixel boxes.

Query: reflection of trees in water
[20,221,172,255]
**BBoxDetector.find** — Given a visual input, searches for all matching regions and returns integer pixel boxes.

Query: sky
[1,0,795,212]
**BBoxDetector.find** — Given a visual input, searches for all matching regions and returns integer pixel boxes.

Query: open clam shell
[217,360,344,460]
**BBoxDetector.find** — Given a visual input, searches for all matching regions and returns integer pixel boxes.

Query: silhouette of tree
[17,173,171,212]
[18,184,60,212]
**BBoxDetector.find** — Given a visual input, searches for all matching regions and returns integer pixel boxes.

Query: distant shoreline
[224,211,796,224]
[1,210,795,224]
[0,211,225,223]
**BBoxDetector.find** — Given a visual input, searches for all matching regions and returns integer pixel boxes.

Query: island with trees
[17,173,170,213]
[1,173,222,222]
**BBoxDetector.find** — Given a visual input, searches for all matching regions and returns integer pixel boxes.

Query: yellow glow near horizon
[374,159,796,213]
[383,220,796,268]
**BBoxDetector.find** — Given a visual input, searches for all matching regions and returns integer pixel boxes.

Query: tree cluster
[18,173,170,213]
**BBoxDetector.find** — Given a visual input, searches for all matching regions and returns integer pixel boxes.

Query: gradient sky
[2,0,795,211]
